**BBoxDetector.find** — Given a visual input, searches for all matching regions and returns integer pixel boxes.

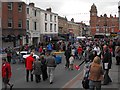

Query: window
[50,15,52,22]
[18,3,22,12]
[18,20,22,28]
[111,28,114,32]
[96,26,99,32]
[45,13,47,21]
[45,23,47,32]
[96,28,99,32]
[34,10,36,16]
[27,8,29,14]
[34,22,37,30]
[54,24,56,32]
[8,19,12,28]
[54,16,56,22]
[8,2,12,10]
[26,20,29,30]
[50,23,52,32]
[111,25,114,32]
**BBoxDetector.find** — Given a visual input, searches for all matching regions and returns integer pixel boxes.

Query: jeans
[103,70,112,84]
[89,80,101,90]
[47,67,55,83]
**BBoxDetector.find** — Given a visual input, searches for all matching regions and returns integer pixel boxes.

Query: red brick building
[90,4,119,36]
[2,1,26,47]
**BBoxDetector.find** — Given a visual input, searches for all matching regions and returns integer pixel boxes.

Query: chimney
[100,15,102,17]
[29,3,34,7]
[110,14,112,17]
[46,8,52,12]
[71,18,74,22]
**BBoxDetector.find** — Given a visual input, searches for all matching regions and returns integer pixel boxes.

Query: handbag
[82,77,89,89]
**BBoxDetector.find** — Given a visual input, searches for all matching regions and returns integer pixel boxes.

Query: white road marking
[62,70,83,88]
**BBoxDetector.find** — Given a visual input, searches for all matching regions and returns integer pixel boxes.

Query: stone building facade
[68,18,80,37]
[58,16,68,34]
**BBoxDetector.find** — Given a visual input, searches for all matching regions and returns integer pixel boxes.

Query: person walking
[93,44,101,57]
[115,45,120,65]
[47,43,52,53]
[39,46,43,55]
[2,58,13,90]
[77,45,83,60]
[64,47,71,68]
[6,47,12,63]
[33,58,42,83]
[11,49,17,64]
[69,54,74,70]
[89,56,104,90]
[40,55,48,81]
[46,52,57,84]
[25,52,35,82]
[101,45,112,85]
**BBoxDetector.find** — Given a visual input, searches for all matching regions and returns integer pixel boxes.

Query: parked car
[23,54,39,59]
[18,51,30,63]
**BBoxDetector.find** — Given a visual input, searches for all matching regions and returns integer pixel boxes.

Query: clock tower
[90,3,98,35]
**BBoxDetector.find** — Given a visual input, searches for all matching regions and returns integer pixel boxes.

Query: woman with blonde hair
[89,56,104,90]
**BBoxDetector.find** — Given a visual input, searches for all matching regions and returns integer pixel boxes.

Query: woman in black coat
[101,45,112,85]
[40,55,48,81]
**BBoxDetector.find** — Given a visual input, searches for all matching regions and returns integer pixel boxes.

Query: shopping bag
[104,63,108,69]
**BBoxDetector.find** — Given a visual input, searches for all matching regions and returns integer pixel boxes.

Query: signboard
[110,32,117,37]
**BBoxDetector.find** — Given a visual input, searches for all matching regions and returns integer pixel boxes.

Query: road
[8,53,84,88]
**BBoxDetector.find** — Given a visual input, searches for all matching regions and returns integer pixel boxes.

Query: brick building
[2,1,26,47]
[90,4,119,36]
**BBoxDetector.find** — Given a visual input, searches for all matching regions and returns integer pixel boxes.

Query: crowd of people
[2,37,120,90]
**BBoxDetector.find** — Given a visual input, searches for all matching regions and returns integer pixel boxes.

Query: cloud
[22,0,119,24]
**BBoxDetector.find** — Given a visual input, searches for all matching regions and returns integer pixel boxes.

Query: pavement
[62,57,120,89]
[2,51,84,89]
[1,51,120,89]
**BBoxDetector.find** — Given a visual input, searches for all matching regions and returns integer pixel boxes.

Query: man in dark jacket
[46,52,57,84]
[101,45,112,85]
[41,55,48,81]
[64,47,71,68]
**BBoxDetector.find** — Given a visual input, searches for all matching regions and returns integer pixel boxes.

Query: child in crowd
[69,54,74,70]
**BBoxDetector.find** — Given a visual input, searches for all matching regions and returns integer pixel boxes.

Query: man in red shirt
[2,58,13,90]
[25,52,35,82]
